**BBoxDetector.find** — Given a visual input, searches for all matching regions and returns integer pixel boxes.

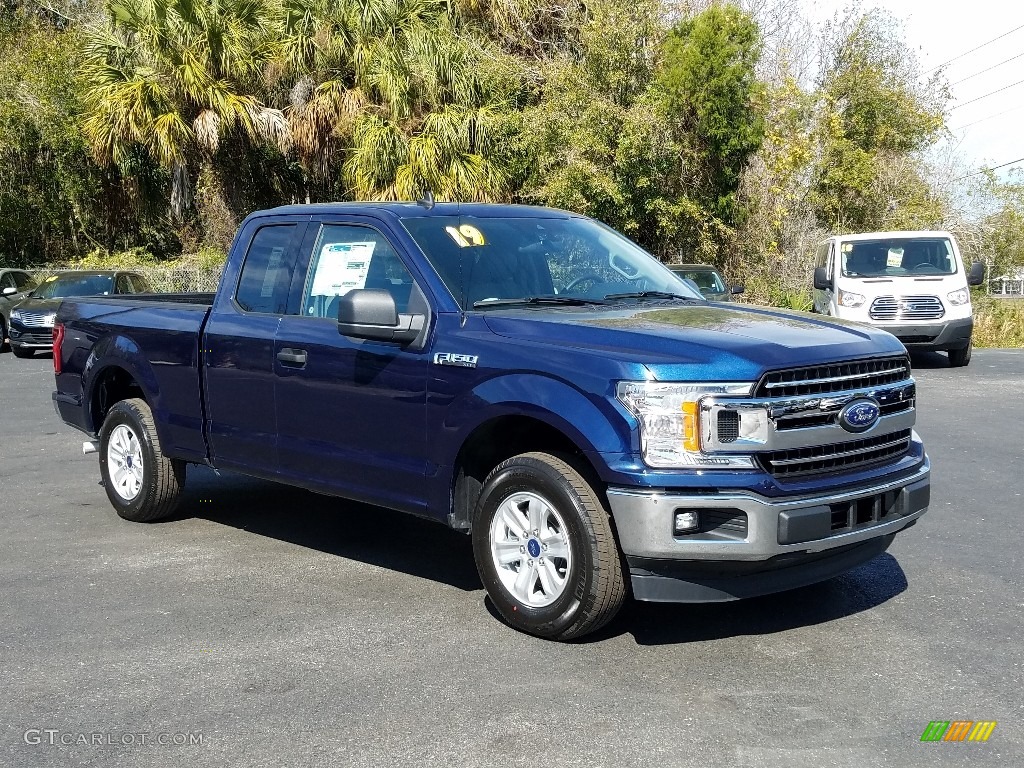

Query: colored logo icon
[921,721,997,742]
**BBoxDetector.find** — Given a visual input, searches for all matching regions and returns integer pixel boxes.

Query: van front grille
[869,295,944,321]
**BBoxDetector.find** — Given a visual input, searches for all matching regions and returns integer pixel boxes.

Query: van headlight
[947,288,970,306]
[616,381,759,468]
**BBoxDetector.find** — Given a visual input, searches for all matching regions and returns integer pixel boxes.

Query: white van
[812,230,985,367]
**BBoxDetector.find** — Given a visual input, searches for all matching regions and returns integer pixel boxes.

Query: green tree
[278,0,516,202]
[80,0,288,222]
[976,172,1024,279]
[0,5,140,263]
[656,3,765,226]
[517,0,687,255]
[811,9,946,231]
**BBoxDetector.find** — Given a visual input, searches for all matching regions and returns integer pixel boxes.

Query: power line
[949,78,1024,110]
[955,156,1024,181]
[922,23,1024,74]
[949,51,1024,86]
[951,103,1024,131]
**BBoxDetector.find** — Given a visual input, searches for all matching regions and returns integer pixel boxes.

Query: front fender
[437,372,634,471]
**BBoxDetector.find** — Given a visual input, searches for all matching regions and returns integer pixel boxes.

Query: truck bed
[54,295,213,462]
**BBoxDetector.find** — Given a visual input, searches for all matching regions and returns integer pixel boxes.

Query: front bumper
[606,459,929,602]
[8,323,54,348]
[877,316,972,351]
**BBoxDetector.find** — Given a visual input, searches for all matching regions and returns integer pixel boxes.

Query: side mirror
[813,267,832,291]
[337,289,424,344]
[730,284,745,295]
[1,286,15,296]
[967,261,985,287]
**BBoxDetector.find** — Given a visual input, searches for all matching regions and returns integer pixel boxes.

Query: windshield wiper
[472,296,611,308]
[603,290,703,302]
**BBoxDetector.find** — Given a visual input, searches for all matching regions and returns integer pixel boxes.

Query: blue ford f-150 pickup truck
[52,203,929,640]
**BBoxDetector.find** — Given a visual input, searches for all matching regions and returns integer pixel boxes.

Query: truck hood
[482,302,907,381]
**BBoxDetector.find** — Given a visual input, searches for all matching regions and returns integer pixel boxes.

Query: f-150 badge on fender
[433,352,478,368]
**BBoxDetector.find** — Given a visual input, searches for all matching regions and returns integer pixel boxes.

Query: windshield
[672,268,726,294]
[400,215,701,309]
[840,238,958,278]
[30,274,115,299]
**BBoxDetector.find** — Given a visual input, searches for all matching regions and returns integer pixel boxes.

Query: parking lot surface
[1,348,1021,767]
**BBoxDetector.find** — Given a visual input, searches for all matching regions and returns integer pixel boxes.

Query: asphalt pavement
[0,347,1021,767]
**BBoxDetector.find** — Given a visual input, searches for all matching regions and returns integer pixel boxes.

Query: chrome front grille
[755,356,910,398]
[16,311,54,328]
[869,295,944,321]
[757,430,913,478]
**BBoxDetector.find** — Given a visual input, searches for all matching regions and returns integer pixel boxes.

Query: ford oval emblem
[839,399,880,433]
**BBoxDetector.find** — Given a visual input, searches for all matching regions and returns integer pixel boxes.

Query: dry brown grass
[973,296,1024,347]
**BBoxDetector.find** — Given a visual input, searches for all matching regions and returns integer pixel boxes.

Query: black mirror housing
[967,261,985,287]
[730,284,745,295]
[337,289,424,344]
[813,267,832,291]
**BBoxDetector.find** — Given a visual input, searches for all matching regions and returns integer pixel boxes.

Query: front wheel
[11,344,33,358]
[471,452,625,641]
[99,398,185,522]
[948,341,972,367]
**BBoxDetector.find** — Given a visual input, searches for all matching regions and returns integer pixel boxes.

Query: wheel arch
[448,413,607,533]
[83,335,165,442]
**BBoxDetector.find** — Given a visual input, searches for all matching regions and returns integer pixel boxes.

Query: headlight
[616,381,758,468]
[838,289,866,308]
[10,309,22,322]
[947,288,970,306]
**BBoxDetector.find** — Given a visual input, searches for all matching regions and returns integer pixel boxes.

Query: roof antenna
[416,189,435,210]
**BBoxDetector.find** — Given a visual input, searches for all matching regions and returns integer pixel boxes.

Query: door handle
[277,348,308,366]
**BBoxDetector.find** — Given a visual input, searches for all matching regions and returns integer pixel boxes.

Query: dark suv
[9,271,150,358]
[1,269,37,352]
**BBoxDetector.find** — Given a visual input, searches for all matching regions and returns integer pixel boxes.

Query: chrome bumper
[606,460,930,562]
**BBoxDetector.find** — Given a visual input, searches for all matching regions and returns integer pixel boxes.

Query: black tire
[11,344,33,358]
[471,452,625,641]
[98,398,185,522]
[1,318,8,352]
[948,341,972,367]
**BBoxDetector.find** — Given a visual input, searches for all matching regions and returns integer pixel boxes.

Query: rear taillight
[53,323,65,375]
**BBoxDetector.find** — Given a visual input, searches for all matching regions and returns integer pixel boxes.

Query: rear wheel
[0,318,8,352]
[99,398,185,522]
[948,341,972,367]
[11,344,33,358]
[471,452,625,641]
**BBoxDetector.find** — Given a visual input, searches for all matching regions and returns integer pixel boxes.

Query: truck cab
[812,230,986,366]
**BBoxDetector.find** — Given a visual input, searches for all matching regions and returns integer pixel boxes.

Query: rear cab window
[235,224,300,314]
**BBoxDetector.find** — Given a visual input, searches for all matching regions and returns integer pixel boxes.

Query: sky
[804,0,1024,177]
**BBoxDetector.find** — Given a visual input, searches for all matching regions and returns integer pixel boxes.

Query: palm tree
[81,0,288,217]
[279,0,512,201]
